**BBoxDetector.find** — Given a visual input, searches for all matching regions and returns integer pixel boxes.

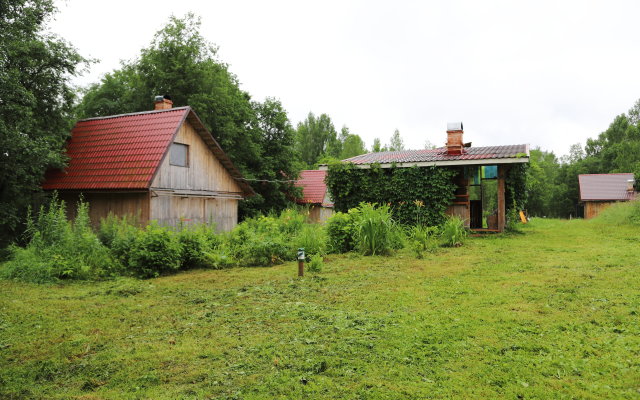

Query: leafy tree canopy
[0,0,87,246]
[295,112,338,167]
[388,129,405,151]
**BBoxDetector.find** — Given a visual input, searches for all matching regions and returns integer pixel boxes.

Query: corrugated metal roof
[295,170,332,206]
[579,173,636,201]
[342,144,529,165]
[42,107,254,196]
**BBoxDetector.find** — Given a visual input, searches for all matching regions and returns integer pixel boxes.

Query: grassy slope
[1,219,639,399]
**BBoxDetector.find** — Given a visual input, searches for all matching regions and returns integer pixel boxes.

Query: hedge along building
[321,123,530,232]
[42,96,254,231]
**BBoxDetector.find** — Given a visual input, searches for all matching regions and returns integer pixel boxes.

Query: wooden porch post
[497,165,506,231]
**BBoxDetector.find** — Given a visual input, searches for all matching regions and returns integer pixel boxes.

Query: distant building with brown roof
[579,173,637,219]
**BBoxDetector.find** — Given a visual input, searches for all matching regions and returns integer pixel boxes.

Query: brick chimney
[154,95,173,110]
[446,122,464,155]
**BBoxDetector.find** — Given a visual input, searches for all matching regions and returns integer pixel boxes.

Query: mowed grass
[1,219,639,399]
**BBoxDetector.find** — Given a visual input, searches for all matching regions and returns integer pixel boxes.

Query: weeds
[441,216,467,247]
[351,203,397,255]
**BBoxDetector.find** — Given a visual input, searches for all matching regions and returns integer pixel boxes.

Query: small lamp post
[297,248,305,277]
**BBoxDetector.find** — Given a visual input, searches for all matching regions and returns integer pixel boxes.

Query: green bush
[219,208,318,267]
[0,195,115,283]
[307,254,323,273]
[177,225,217,269]
[126,223,183,278]
[351,203,397,256]
[294,224,327,259]
[408,225,440,258]
[440,216,467,247]
[326,212,355,253]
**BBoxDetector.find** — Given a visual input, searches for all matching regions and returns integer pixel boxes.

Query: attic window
[170,143,189,167]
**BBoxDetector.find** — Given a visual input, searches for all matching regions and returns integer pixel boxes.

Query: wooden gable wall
[149,119,244,231]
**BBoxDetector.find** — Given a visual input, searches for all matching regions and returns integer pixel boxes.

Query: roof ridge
[78,106,191,122]
[579,173,634,176]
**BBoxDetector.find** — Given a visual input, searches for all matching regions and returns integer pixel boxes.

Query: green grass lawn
[1,219,639,399]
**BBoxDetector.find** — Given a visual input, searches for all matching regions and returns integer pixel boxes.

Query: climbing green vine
[325,163,458,226]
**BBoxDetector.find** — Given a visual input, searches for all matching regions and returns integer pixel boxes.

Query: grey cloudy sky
[51,0,640,157]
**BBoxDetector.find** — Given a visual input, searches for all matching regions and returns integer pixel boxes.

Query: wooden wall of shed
[306,205,334,223]
[150,195,238,231]
[151,120,243,195]
[445,204,470,227]
[584,201,617,219]
[58,192,149,227]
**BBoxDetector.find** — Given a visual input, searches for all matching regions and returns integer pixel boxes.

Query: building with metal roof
[320,123,530,232]
[579,173,636,219]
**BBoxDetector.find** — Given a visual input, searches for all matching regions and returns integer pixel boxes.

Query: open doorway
[467,165,498,230]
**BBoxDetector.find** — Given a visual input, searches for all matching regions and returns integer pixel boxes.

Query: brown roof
[43,107,254,196]
[579,173,636,201]
[341,144,529,166]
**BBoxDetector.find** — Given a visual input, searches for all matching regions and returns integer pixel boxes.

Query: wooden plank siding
[584,201,616,219]
[59,192,150,227]
[149,120,243,230]
[151,121,243,196]
[150,195,238,231]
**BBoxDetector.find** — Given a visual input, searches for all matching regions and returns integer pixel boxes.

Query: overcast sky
[50,0,640,157]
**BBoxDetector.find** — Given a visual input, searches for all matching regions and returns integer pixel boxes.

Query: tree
[295,112,338,166]
[389,129,405,151]
[372,138,382,152]
[527,149,559,216]
[76,14,299,217]
[340,135,367,160]
[242,98,299,216]
[0,0,86,246]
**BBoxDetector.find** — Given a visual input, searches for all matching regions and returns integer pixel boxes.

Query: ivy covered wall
[325,163,458,226]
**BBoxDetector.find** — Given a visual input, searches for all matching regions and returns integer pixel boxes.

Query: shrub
[326,212,355,253]
[98,214,139,267]
[307,254,323,273]
[177,225,217,269]
[294,224,327,259]
[440,216,467,247]
[1,195,115,283]
[351,203,397,256]
[203,251,236,269]
[408,225,439,258]
[126,223,183,278]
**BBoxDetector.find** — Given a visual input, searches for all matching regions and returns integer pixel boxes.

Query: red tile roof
[342,144,529,165]
[579,173,636,201]
[43,107,253,195]
[295,170,332,206]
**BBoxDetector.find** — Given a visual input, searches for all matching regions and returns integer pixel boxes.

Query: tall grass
[0,195,115,283]
[591,200,640,226]
[351,203,398,255]
[440,216,467,247]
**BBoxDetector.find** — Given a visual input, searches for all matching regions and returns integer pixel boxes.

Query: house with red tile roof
[43,96,254,231]
[320,123,530,232]
[294,170,334,222]
[579,173,637,219]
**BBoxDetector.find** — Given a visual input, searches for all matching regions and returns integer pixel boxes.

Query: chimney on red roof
[446,122,464,155]
[154,94,173,110]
